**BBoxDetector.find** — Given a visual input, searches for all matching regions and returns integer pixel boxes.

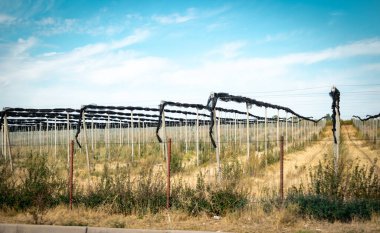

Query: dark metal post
[69,140,74,210]
[280,135,284,202]
[166,138,171,209]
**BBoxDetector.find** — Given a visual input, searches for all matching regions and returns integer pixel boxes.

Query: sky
[0,0,379,119]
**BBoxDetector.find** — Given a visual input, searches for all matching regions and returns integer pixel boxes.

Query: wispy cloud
[278,38,380,64]
[0,13,16,24]
[206,41,247,59]
[0,37,38,57]
[152,6,229,25]
[152,8,197,24]
[1,36,380,113]
[165,38,380,104]
[328,10,345,26]
[36,17,55,26]
[36,15,131,37]
[37,18,76,36]
[254,30,305,44]
[0,29,152,85]
[67,29,150,59]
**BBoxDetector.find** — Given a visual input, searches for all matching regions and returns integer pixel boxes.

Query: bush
[287,194,380,222]
[172,172,248,216]
[306,156,379,200]
[0,158,15,207]
[170,151,183,174]
[15,154,64,223]
[134,168,166,215]
[266,150,279,166]
[209,187,248,216]
[80,164,166,216]
[287,155,380,222]
[222,159,242,187]
[0,154,247,218]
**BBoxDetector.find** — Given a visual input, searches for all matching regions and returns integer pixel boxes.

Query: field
[0,112,379,232]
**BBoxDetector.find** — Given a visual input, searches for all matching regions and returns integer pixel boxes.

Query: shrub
[222,159,243,187]
[134,168,166,215]
[209,186,248,216]
[0,158,15,207]
[287,194,379,222]
[16,154,64,223]
[170,151,183,174]
[171,173,210,216]
[0,153,248,218]
[287,155,380,222]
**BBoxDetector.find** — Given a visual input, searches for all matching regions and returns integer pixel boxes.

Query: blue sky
[0,0,379,119]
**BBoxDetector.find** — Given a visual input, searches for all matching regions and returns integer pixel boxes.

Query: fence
[0,93,326,179]
[353,113,380,146]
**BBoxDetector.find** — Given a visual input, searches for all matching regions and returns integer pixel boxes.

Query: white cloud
[1,36,380,117]
[0,13,15,24]
[201,5,230,18]
[152,8,196,24]
[37,17,55,25]
[8,37,38,56]
[152,6,229,25]
[65,29,150,59]
[277,38,380,65]
[206,41,247,59]
[37,18,76,36]
[0,29,156,86]
[36,16,127,37]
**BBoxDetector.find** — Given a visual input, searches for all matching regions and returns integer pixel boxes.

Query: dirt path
[175,124,379,194]
[249,127,332,196]
[341,124,380,171]
[250,124,380,196]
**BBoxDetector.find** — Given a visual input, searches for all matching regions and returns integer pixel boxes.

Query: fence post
[4,114,13,171]
[329,86,340,175]
[264,107,268,167]
[54,118,57,160]
[91,117,94,153]
[215,110,221,182]
[234,113,237,148]
[196,110,199,166]
[246,103,250,159]
[67,113,70,168]
[138,116,141,157]
[255,119,258,154]
[185,114,188,154]
[285,113,288,152]
[131,111,134,162]
[107,114,110,160]
[69,140,74,210]
[1,120,4,159]
[39,122,42,156]
[166,138,172,209]
[280,135,284,203]
[161,108,166,161]
[82,111,90,174]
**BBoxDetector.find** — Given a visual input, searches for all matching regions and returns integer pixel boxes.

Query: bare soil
[341,124,380,170]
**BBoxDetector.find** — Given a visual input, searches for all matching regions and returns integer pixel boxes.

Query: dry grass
[0,205,379,233]
[342,125,380,170]
[2,124,379,232]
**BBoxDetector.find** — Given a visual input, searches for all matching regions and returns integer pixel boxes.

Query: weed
[287,154,380,222]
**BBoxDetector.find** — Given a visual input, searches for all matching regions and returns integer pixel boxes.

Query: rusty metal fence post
[280,135,284,203]
[166,138,172,209]
[69,140,74,210]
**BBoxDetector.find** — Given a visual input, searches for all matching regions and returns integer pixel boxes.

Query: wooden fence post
[280,135,284,203]
[69,140,74,210]
[166,138,172,209]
